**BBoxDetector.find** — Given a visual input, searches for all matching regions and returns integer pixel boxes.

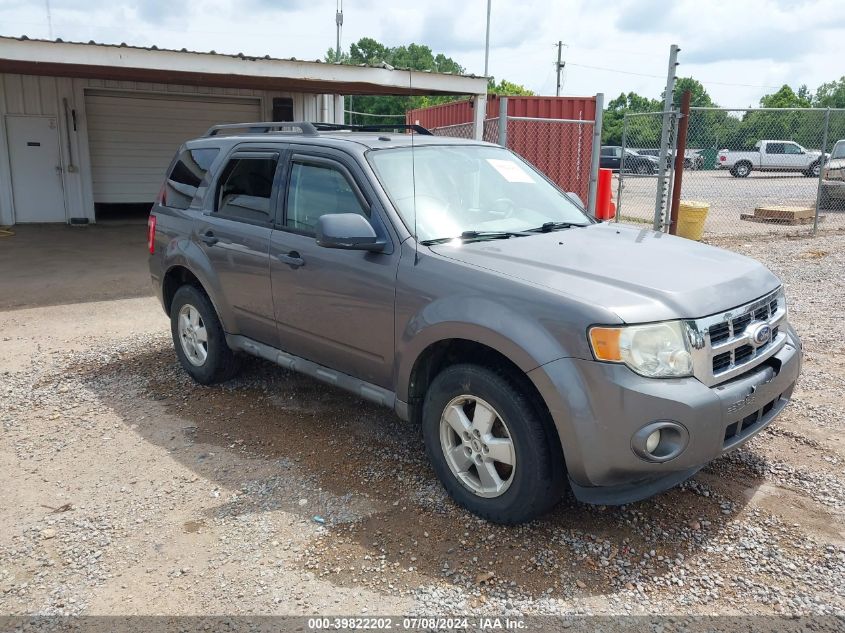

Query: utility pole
[335,0,343,62]
[484,0,492,77]
[45,0,53,39]
[555,41,566,97]
[653,43,680,231]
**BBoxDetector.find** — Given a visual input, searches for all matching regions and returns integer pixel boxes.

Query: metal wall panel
[84,91,261,203]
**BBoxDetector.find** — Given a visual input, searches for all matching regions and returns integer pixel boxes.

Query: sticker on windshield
[486,158,535,183]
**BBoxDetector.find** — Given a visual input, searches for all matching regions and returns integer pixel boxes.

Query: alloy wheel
[439,395,516,498]
[178,304,209,366]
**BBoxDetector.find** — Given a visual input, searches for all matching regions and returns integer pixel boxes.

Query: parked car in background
[149,121,802,524]
[718,140,827,177]
[600,146,658,175]
[636,148,704,170]
[820,139,845,210]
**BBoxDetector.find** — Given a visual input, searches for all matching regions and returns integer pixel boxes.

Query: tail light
[719,155,726,161]
[148,214,157,254]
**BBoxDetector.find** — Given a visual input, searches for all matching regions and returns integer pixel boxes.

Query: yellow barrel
[676,201,710,241]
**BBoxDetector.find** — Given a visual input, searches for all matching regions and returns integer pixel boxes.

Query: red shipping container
[407,96,597,200]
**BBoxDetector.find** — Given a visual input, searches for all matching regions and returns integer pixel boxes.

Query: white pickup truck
[718,140,826,178]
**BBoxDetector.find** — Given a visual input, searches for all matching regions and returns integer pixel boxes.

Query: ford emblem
[746,322,772,347]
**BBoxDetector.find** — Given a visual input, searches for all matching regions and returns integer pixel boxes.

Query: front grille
[709,322,730,345]
[689,288,788,387]
[733,344,754,365]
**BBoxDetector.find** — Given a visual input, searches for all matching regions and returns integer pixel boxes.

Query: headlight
[589,321,693,378]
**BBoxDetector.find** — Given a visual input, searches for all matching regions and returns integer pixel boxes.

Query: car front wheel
[422,364,564,524]
[170,285,240,384]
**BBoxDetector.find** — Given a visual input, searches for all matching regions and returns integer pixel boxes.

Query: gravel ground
[1,233,844,618]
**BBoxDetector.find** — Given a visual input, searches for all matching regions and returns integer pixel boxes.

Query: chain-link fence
[613,111,677,229]
[429,119,500,143]
[507,117,596,203]
[430,116,598,206]
[616,107,845,240]
[676,107,845,238]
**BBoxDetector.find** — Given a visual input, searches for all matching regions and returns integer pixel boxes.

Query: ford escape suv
[148,121,802,524]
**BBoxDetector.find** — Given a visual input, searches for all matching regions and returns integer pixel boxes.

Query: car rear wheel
[170,285,240,384]
[635,162,651,175]
[732,162,751,178]
[422,364,564,524]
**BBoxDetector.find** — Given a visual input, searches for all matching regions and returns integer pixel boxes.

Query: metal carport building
[0,36,487,225]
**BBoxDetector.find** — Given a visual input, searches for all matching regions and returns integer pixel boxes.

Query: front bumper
[529,324,801,505]
[822,179,845,199]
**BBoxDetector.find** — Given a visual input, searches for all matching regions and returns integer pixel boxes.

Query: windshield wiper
[528,221,589,233]
[420,230,531,246]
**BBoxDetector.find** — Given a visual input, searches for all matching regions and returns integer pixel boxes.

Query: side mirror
[316,213,385,252]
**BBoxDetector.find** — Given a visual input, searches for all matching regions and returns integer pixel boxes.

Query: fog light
[646,430,661,454]
[632,421,689,463]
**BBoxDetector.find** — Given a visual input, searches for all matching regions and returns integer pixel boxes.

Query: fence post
[587,92,604,217]
[473,93,487,141]
[669,90,691,235]
[615,114,628,222]
[814,108,831,235]
[498,97,508,147]
[654,44,680,230]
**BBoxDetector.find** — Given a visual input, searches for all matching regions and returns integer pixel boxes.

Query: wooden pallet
[741,205,824,225]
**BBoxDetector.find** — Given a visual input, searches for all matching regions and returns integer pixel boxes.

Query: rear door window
[166,148,219,209]
[215,155,279,223]
[766,143,785,154]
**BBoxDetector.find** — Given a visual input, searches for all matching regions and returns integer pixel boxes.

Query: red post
[595,167,615,220]
[669,90,691,235]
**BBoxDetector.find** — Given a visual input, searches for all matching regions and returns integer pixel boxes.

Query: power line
[566,61,784,90]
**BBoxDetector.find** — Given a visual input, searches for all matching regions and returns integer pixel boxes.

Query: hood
[428,223,781,323]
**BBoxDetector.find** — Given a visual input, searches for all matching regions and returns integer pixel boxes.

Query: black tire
[635,162,651,176]
[170,285,240,385]
[805,161,821,178]
[732,161,751,178]
[421,363,565,524]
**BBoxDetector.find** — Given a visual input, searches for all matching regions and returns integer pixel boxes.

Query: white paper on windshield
[486,158,534,183]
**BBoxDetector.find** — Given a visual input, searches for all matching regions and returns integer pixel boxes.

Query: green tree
[601,92,662,145]
[814,77,845,108]
[487,77,534,96]
[671,77,716,108]
[326,38,531,124]
[760,85,812,108]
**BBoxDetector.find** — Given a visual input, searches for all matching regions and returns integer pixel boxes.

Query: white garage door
[85,91,262,203]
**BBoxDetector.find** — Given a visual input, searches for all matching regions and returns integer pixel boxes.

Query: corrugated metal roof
[3,35,482,79]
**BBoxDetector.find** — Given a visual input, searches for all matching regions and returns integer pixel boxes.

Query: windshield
[832,141,845,160]
[367,144,590,243]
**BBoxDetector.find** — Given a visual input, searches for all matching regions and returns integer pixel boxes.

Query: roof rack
[204,121,319,137]
[311,123,433,136]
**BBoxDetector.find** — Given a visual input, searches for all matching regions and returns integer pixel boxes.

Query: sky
[2,0,844,106]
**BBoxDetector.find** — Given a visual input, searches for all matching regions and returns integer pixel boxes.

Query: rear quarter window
[166,148,220,209]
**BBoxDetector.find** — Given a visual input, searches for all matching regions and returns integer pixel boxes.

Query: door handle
[277,251,305,268]
[200,231,219,246]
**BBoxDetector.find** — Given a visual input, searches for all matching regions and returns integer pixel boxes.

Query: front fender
[394,295,570,403]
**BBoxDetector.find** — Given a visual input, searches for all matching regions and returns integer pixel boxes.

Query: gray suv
[148,121,802,524]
